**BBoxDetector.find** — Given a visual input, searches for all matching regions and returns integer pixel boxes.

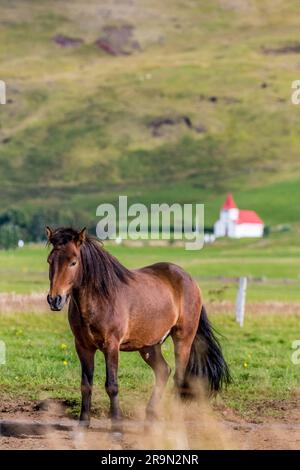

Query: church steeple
[222,193,237,210]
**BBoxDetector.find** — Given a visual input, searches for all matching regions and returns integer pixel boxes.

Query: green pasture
[0,237,299,417]
[0,310,298,418]
[0,0,300,422]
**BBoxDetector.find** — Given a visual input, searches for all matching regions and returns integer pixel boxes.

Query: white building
[214,194,264,239]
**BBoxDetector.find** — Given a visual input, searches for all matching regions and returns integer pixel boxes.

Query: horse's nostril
[54,296,59,308]
[48,294,66,310]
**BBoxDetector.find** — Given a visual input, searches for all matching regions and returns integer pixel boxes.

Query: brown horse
[46,226,230,428]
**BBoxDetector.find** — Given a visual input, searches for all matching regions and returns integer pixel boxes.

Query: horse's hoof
[111,425,123,442]
[112,430,123,442]
[78,419,90,428]
[144,418,155,434]
[111,416,123,435]
[146,407,158,421]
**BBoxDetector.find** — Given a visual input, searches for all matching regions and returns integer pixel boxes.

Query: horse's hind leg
[140,344,171,419]
[171,331,195,397]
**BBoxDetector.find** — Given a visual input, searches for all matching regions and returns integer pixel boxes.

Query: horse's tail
[182,305,231,398]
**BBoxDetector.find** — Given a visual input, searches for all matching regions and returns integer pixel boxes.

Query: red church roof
[236,210,263,225]
[222,193,237,210]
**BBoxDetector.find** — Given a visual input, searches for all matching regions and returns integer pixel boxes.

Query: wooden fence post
[0,80,6,105]
[236,277,247,327]
[0,340,6,365]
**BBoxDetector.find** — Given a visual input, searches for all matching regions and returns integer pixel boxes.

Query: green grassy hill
[0,0,300,233]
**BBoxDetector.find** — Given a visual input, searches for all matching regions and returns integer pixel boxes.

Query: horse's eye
[70,260,77,267]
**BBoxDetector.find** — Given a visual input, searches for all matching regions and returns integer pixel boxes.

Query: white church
[214,193,264,239]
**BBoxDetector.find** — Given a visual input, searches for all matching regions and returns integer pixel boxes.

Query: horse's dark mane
[80,236,134,298]
[48,227,134,298]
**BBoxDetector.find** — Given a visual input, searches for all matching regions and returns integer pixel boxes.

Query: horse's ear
[45,226,53,241]
[77,227,87,244]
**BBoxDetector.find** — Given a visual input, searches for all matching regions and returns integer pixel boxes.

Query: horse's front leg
[75,340,96,427]
[103,340,122,428]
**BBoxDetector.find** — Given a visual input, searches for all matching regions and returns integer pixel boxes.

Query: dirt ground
[0,399,299,450]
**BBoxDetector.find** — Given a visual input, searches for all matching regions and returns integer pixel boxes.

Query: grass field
[0,236,299,419]
[0,1,299,449]
[0,310,298,418]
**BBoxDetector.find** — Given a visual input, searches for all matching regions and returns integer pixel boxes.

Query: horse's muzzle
[47,294,68,311]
